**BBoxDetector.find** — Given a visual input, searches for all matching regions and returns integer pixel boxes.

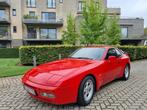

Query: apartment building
[0,0,145,48]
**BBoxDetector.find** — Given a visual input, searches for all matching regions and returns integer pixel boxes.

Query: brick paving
[0,60,147,110]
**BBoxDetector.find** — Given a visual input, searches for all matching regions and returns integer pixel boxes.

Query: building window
[49,29,57,39]
[47,0,56,8]
[27,26,37,39]
[0,43,7,48]
[59,0,63,3]
[0,10,5,19]
[13,26,17,33]
[42,12,56,21]
[78,1,85,12]
[121,27,128,38]
[0,26,8,37]
[12,9,16,16]
[27,0,36,7]
[40,28,57,39]
[29,11,35,17]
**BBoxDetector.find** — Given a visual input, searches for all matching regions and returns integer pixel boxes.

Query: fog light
[41,93,55,98]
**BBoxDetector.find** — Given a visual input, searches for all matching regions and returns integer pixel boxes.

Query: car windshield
[70,48,106,60]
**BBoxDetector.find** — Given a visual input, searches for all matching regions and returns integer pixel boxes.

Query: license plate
[24,85,36,96]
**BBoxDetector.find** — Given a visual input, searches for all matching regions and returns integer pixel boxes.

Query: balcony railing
[23,33,58,41]
[0,17,10,24]
[23,18,63,27]
[0,0,10,7]
[24,33,37,39]
[0,33,11,40]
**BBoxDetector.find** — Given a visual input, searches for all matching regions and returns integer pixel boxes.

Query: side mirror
[108,56,116,61]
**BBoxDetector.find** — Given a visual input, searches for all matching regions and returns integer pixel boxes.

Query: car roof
[83,46,114,49]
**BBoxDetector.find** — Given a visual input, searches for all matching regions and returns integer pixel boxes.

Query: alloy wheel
[83,79,94,102]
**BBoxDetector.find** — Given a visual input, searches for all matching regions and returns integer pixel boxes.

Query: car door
[114,49,123,76]
[103,48,119,84]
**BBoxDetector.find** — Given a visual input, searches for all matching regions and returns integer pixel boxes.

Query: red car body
[22,46,130,105]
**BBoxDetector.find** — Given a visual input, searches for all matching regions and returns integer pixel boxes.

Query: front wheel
[77,76,95,106]
[122,65,130,80]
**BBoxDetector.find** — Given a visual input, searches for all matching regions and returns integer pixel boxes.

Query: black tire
[77,76,95,106]
[122,65,130,80]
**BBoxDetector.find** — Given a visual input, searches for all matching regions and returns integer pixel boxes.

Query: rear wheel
[122,65,130,80]
[77,76,95,106]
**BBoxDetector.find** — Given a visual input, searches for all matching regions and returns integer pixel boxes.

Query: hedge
[19,45,80,65]
[19,45,147,65]
[119,46,147,61]
[0,48,19,58]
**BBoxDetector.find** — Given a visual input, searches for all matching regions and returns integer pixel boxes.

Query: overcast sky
[107,0,147,27]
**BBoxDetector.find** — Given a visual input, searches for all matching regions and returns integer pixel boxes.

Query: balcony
[23,33,61,45]
[107,8,121,15]
[23,18,64,27]
[0,17,10,24]
[0,0,10,7]
[0,34,11,41]
[23,33,37,40]
[23,33,59,41]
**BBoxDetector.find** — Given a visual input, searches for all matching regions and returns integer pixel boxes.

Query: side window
[119,49,125,54]
[106,48,117,59]
[115,49,122,56]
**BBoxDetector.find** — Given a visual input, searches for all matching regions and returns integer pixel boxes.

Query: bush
[0,48,19,58]
[118,46,147,61]
[23,14,38,19]
[19,45,80,65]
[19,45,147,65]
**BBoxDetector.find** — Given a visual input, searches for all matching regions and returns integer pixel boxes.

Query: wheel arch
[77,73,97,105]
[126,62,131,69]
[81,74,97,92]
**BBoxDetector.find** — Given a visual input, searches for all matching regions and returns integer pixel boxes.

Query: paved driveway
[0,60,147,110]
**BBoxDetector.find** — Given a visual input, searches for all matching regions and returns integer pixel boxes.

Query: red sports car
[22,46,130,106]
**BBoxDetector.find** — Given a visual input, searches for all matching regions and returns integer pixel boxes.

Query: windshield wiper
[70,57,93,60]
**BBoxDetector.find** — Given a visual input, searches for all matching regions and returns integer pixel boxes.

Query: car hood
[24,58,96,86]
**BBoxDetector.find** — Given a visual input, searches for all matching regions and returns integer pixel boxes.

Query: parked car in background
[22,46,131,106]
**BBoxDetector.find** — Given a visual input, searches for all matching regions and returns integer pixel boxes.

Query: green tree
[62,14,79,45]
[106,16,121,45]
[80,0,107,45]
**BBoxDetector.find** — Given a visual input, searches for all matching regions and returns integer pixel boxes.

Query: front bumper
[22,79,77,105]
